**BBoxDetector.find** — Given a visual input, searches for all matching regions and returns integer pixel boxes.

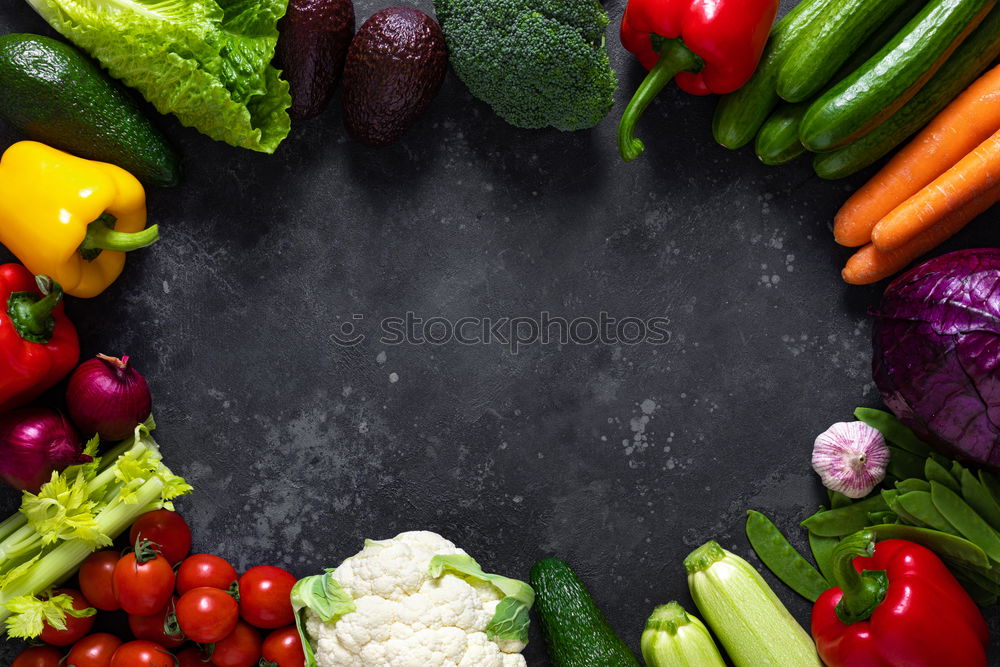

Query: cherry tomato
[176,645,211,667]
[238,566,297,629]
[65,633,123,667]
[262,625,306,667]
[129,596,185,648]
[12,646,62,667]
[110,641,175,667]
[113,543,175,615]
[176,587,239,643]
[38,588,95,646]
[79,550,121,611]
[211,620,262,667]
[176,553,239,595]
[129,510,192,565]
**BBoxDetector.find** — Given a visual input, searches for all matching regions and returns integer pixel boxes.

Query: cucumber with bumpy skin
[531,557,640,667]
[814,6,1000,178]
[777,0,913,103]
[712,0,834,150]
[755,103,809,165]
[800,0,996,152]
[755,0,925,165]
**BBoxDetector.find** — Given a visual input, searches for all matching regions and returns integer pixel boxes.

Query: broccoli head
[433,0,617,131]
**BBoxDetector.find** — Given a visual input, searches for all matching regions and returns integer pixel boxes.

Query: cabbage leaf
[25,0,291,153]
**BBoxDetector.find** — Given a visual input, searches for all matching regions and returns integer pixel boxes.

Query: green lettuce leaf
[25,0,291,153]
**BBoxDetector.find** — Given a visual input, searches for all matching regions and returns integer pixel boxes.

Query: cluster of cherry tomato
[13,510,307,667]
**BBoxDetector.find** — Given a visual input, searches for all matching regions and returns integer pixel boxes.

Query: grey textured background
[1,0,998,663]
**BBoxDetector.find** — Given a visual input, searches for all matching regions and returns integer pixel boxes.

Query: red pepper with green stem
[812,530,988,666]
[618,0,779,161]
[0,264,80,413]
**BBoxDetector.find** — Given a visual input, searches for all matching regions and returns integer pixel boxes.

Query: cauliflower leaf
[291,569,356,665]
[428,554,534,644]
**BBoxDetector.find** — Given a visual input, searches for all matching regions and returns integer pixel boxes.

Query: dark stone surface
[1,0,997,663]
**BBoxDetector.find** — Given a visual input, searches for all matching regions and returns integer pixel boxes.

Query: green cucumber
[801,0,996,152]
[754,1,923,165]
[0,34,179,187]
[777,0,913,103]
[755,102,808,164]
[530,558,640,667]
[712,0,834,149]
[814,6,1000,178]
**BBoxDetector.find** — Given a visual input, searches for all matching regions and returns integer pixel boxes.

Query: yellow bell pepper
[0,141,159,298]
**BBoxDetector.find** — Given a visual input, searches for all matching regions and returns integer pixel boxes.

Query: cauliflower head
[293,531,533,667]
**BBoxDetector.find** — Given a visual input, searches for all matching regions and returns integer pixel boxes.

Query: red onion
[0,409,90,492]
[66,354,152,441]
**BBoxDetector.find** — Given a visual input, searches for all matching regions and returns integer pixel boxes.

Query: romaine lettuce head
[26,0,291,153]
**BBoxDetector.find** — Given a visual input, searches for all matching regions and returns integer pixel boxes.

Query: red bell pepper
[0,264,80,413]
[812,530,988,667]
[618,0,779,161]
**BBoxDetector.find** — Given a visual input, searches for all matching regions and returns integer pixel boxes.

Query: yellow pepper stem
[7,276,63,344]
[79,214,159,261]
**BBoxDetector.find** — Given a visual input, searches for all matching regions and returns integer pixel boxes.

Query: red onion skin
[66,355,152,441]
[0,408,89,492]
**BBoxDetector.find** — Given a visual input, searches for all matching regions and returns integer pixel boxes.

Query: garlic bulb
[812,421,889,498]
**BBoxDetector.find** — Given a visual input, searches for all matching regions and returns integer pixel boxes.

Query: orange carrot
[843,182,1000,285]
[834,64,1000,247]
[870,129,1000,251]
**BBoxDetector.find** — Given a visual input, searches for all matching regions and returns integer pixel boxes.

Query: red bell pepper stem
[618,37,704,162]
[832,530,889,625]
[6,276,64,344]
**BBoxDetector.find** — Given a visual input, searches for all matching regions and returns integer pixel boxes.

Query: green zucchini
[530,558,640,667]
[814,6,1000,178]
[777,0,913,103]
[712,0,834,149]
[801,0,996,152]
[755,1,923,165]
[755,102,809,164]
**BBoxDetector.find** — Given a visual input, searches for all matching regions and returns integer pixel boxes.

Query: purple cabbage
[873,249,1000,469]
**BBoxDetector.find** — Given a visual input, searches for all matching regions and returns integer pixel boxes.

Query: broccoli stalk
[433,0,617,131]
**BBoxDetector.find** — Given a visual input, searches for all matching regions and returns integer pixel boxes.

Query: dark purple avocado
[276,0,356,121]
[341,7,447,147]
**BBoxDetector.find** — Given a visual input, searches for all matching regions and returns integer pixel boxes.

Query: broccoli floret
[434,0,617,131]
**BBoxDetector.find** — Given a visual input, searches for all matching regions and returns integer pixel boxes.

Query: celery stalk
[641,601,726,667]
[0,419,191,638]
[684,541,822,667]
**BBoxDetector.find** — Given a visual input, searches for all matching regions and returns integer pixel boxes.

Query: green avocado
[0,33,180,187]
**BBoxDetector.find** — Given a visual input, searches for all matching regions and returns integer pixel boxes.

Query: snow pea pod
[931,482,1000,562]
[828,490,852,509]
[745,510,829,602]
[979,470,1000,506]
[868,524,990,569]
[895,491,960,535]
[801,495,890,537]
[960,469,1000,532]
[895,478,931,494]
[925,458,960,493]
[808,531,838,586]
[886,446,927,482]
[854,408,932,456]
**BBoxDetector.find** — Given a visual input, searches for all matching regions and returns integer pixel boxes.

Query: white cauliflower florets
[305,531,528,667]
